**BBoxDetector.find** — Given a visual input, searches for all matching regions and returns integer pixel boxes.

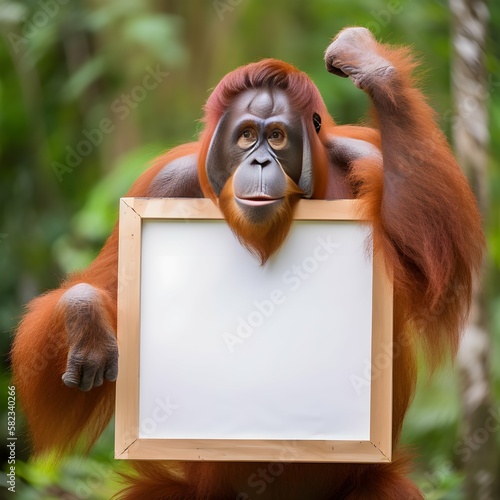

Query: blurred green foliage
[0,0,499,498]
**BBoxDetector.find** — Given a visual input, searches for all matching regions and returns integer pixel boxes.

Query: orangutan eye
[237,129,258,149]
[268,129,287,150]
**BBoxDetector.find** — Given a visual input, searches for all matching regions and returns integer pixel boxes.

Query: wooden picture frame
[115,198,393,463]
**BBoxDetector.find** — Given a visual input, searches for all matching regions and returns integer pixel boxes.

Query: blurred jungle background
[0,0,499,498]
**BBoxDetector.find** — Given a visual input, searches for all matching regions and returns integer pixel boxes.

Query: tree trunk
[448,1,497,498]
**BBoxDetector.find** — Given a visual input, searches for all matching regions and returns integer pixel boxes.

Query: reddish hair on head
[198,59,332,200]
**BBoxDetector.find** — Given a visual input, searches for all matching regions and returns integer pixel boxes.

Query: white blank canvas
[138,219,373,442]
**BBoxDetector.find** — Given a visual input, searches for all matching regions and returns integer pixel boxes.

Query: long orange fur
[11,33,483,499]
